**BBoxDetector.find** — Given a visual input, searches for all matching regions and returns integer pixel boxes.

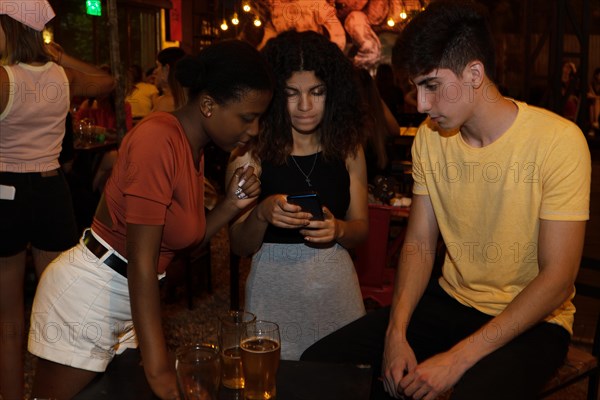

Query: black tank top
[260,152,350,243]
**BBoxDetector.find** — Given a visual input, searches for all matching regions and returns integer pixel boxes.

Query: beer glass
[219,310,256,389]
[176,344,221,400]
[240,320,281,400]
[77,117,95,144]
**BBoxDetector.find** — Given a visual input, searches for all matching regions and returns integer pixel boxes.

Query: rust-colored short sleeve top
[92,112,206,273]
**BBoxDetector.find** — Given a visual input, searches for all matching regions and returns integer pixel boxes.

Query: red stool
[354,204,396,306]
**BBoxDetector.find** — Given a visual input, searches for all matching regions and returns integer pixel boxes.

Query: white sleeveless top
[0,62,69,172]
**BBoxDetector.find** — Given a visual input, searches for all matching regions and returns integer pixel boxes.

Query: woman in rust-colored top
[29,40,273,400]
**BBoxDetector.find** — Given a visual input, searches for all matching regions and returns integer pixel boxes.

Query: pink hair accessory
[0,0,56,32]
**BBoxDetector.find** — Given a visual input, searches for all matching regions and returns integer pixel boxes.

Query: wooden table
[73,138,118,152]
[73,349,373,400]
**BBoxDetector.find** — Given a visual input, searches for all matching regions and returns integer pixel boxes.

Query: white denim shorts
[28,230,137,372]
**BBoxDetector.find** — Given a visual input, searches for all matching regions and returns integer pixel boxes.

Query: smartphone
[287,192,324,221]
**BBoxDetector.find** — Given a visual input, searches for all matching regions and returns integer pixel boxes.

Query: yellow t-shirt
[412,100,591,334]
[125,82,159,118]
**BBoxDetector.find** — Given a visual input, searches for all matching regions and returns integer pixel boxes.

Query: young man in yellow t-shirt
[300,1,591,399]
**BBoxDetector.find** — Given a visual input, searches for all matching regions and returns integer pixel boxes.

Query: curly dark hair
[256,30,364,165]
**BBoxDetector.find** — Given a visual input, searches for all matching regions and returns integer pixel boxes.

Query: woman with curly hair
[227,30,368,360]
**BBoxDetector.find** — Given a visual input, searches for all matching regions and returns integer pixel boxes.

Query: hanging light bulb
[253,16,262,27]
[242,2,251,12]
[42,27,53,44]
[400,10,407,19]
[231,12,239,25]
[387,18,395,27]
[221,19,229,31]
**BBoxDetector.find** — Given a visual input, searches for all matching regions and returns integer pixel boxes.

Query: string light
[42,27,53,44]
[220,19,229,31]
[242,2,251,12]
[231,12,239,25]
[400,10,407,19]
[387,18,395,27]
[253,16,262,27]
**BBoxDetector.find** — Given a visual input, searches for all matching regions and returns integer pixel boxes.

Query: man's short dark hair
[392,0,496,82]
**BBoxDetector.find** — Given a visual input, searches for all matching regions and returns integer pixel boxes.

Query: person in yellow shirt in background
[301,1,591,399]
[125,64,159,124]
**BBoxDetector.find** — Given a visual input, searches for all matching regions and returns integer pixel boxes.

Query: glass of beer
[219,310,256,389]
[240,320,281,400]
[176,344,221,400]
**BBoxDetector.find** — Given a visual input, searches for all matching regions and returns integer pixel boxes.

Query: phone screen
[287,192,324,221]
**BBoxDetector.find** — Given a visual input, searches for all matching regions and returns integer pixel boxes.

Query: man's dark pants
[301,281,569,400]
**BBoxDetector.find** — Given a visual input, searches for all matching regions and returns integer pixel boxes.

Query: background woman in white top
[0,4,114,398]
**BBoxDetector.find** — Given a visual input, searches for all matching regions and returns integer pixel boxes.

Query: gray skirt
[245,242,366,360]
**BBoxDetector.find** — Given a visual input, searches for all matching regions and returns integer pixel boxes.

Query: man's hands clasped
[383,330,468,400]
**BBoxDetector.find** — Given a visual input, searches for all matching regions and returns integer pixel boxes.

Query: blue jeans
[301,280,570,400]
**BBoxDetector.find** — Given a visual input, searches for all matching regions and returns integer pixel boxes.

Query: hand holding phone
[287,192,324,221]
